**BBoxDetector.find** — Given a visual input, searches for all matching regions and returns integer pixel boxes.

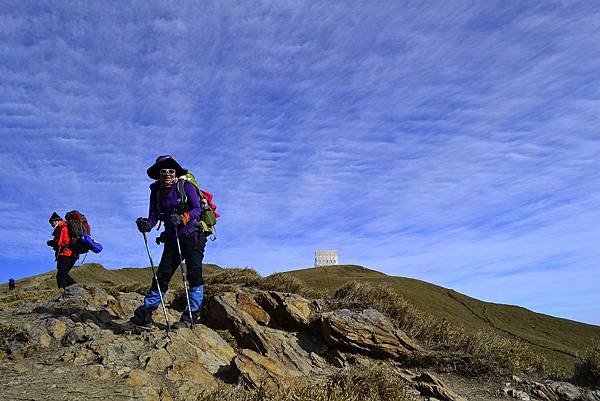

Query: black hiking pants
[56,255,77,289]
[151,232,206,292]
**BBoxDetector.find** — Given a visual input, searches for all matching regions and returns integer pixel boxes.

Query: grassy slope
[285,265,600,368]
[0,263,222,297]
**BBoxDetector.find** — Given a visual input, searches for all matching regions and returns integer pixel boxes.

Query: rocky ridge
[0,283,597,401]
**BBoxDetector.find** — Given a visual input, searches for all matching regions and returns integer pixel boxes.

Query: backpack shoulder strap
[154,183,161,214]
[176,179,188,205]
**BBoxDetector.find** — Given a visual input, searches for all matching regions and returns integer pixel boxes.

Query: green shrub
[206,268,262,286]
[574,341,600,385]
[257,273,326,299]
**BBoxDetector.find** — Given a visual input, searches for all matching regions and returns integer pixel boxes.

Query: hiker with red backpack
[133,155,217,329]
[47,211,103,290]
[47,212,79,289]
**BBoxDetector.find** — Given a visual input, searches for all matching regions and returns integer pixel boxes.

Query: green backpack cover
[177,173,218,237]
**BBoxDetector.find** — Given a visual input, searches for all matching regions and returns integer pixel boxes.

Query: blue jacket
[146,180,201,241]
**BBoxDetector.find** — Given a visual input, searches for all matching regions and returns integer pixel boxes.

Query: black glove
[170,214,183,226]
[47,239,55,248]
[136,217,152,233]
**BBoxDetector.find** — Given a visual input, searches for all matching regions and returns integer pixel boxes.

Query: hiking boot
[173,311,201,329]
[131,306,154,328]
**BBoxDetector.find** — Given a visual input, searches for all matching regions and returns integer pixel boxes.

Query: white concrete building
[315,250,339,267]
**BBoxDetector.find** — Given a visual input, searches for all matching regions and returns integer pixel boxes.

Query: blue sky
[1,2,599,325]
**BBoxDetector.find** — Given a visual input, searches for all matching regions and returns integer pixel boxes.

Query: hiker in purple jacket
[132,155,207,328]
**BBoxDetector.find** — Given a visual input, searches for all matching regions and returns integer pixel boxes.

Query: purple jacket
[147,180,201,241]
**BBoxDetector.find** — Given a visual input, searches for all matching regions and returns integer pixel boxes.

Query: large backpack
[157,173,219,238]
[64,210,103,254]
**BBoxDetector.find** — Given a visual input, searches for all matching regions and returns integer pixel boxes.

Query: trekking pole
[175,227,194,328]
[142,232,171,332]
[77,252,88,267]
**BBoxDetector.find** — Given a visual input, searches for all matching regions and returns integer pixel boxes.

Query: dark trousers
[56,255,77,289]
[151,232,206,292]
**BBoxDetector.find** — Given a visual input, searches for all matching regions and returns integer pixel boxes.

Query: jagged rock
[108,292,144,318]
[57,284,116,310]
[126,369,155,386]
[166,360,218,399]
[232,349,299,390]
[62,325,88,346]
[60,345,96,364]
[237,291,271,325]
[328,348,372,368]
[164,326,236,374]
[206,292,330,375]
[173,381,211,401]
[45,318,68,341]
[82,363,112,380]
[260,326,329,374]
[255,291,316,329]
[414,372,467,401]
[206,293,272,354]
[117,366,132,376]
[547,382,583,401]
[166,360,217,386]
[141,347,173,372]
[320,309,414,358]
[582,390,600,401]
[502,387,531,401]
[130,385,173,401]
[531,382,559,401]
[5,330,33,358]
[103,338,148,367]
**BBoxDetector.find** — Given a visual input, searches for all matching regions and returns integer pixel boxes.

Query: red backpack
[65,210,91,253]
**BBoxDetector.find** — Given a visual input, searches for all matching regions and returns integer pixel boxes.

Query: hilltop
[0,264,598,400]
[285,265,600,371]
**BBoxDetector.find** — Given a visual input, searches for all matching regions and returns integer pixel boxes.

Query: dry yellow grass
[334,281,546,375]
[200,364,412,401]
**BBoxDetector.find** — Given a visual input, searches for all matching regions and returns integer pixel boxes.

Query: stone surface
[126,369,154,386]
[237,291,270,325]
[413,372,467,401]
[46,318,68,341]
[206,293,272,354]
[82,363,112,380]
[531,382,559,401]
[232,349,299,390]
[320,308,413,358]
[173,381,210,401]
[141,347,173,372]
[256,291,316,329]
[547,381,583,401]
[582,390,600,401]
[164,326,236,374]
[166,360,216,386]
[260,326,329,374]
[62,325,88,346]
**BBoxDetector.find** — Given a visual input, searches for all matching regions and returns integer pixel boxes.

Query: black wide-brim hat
[146,155,188,180]
[49,211,62,223]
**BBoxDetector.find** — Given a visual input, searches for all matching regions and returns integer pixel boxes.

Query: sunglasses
[159,168,176,175]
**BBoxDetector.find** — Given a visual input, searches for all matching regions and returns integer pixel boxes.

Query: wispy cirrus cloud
[0,1,599,324]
